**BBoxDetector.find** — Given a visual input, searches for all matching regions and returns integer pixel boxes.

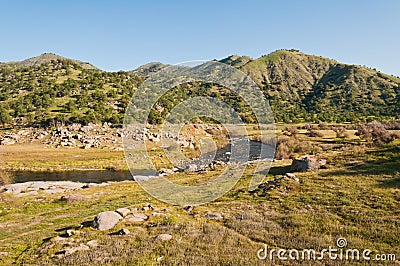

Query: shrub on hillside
[356,121,400,145]
[0,170,13,186]
[334,127,346,138]
[275,136,321,159]
[284,126,298,137]
[307,130,324,137]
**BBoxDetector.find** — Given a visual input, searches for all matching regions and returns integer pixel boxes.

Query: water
[12,140,275,183]
[12,170,132,183]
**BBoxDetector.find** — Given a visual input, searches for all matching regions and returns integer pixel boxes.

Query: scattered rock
[116,228,130,235]
[92,211,122,231]
[66,229,76,237]
[126,213,148,223]
[141,204,154,211]
[205,213,223,221]
[152,212,165,217]
[86,240,99,248]
[183,205,194,212]
[82,183,109,189]
[115,208,130,217]
[158,168,175,176]
[155,234,173,241]
[291,155,327,172]
[58,244,90,256]
[1,181,88,197]
[53,236,70,243]
[184,164,199,172]
[60,194,86,204]
[0,251,9,257]
[284,173,300,183]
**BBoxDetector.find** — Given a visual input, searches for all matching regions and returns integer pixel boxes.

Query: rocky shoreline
[0,180,110,197]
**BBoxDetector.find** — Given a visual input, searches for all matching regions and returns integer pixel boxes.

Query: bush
[0,170,13,186]
[356,121,400,145]
[307,130,324,137]
[275,136,321,159]
[284,126,298,137]
[334,127,346,138]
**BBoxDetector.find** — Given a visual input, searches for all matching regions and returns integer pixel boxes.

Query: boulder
[284,173,300,183]
[291,155,327,172]
[115,228,130,235]
[58,243,90,256]
[115,207,130,217]
[126,213,148,222]
[205,213,223,221]
[92,211,122,231]
[60,194,86,204]
[155,234,173,241]
[141,203,154,211]
[86,240,99,248]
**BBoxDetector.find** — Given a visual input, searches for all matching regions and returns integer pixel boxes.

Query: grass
[0,125,399,264]
[0,170,13,186]
[0,144,127,171]
[0,140,398,264]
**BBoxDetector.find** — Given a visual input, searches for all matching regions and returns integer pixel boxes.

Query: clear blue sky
[1,0,399,76]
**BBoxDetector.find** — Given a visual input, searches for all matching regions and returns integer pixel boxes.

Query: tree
[0,106,12,125]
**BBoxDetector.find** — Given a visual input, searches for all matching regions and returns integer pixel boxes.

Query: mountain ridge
[0,49,399,126]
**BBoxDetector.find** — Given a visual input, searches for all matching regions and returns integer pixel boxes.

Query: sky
[0,0,399,76]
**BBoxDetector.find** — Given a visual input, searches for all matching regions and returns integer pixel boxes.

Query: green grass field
[0,128,399,265]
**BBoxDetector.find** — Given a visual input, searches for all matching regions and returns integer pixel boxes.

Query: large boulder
[92,211,122,231]
[291,155,327,172]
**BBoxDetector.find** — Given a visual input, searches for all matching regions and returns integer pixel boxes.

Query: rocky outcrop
[0,181,106,197]
[92,211,123,231]
[291,155,327,172]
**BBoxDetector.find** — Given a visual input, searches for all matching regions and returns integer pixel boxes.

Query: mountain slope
[222,49,399,122]
[0,50,399,127]
[1,53,98,70]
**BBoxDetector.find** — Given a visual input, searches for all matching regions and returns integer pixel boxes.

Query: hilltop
[1,53,98,70]
[0,50,399,127]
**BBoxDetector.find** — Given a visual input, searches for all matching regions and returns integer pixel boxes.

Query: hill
[223,49,400,122]
[0,50,399,127]
[1,53,98,70]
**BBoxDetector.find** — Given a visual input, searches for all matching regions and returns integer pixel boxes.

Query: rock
[133,175,159,181]
[183,205,194,212]
[66,230,76,237]
[141,204,154,211]
[155,234,173,241]
[291,155,327,172]
[86,240,99,248]
[116,228,130,235]
[115,207,130,217]
[126,213,148,222]
[158,168,175,176]
[284,173,300,183]
[82,183,109,189]
[205,213,223,221]
[152,212,165,217]
[184,164,199,172]
[92,211,122,231]
[0,251,9,257]
[59,243,90,256]
[15,191,38,197]
[53,236,70,243]
[60,194,86,204]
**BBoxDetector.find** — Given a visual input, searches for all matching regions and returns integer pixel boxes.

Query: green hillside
[0,50,399,127]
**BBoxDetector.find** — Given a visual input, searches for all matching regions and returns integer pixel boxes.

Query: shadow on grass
[320,146,399,184]
[256,165,292,176]
[378,177,400,189]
